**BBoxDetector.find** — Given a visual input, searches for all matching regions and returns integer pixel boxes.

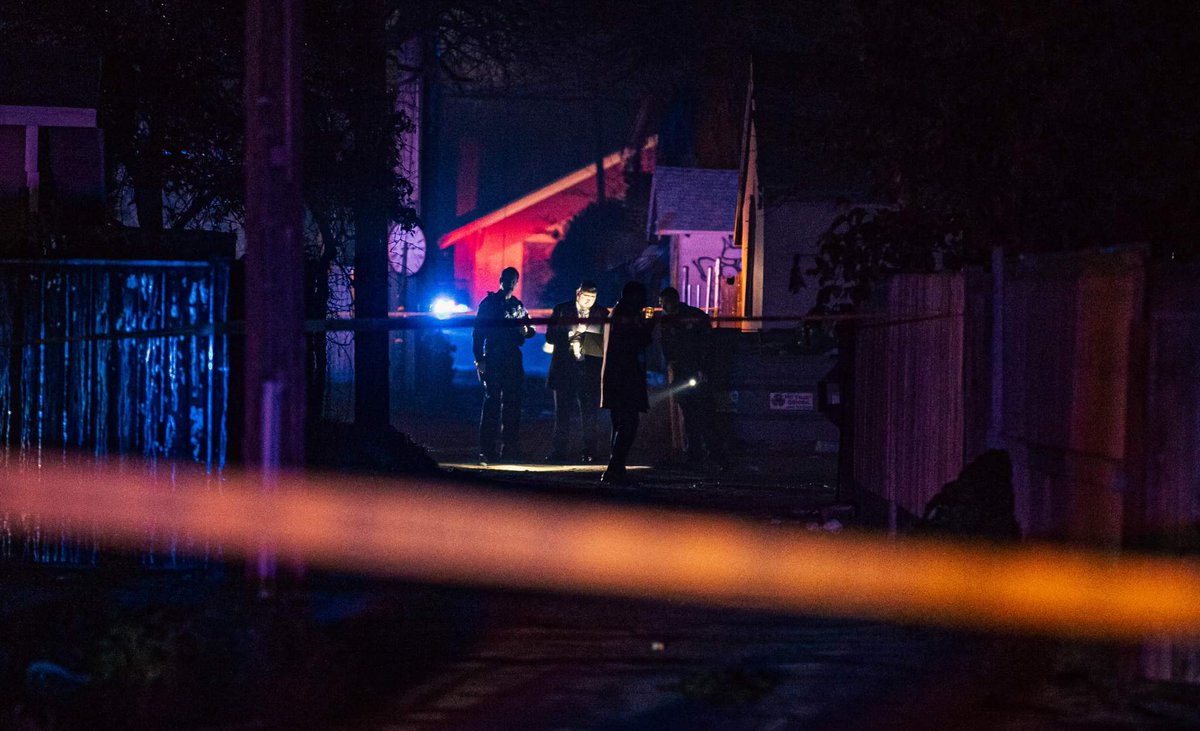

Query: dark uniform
[473,290,535,460]
[660,302,723,467]
[600,286,654,482]
[546,299,608,460]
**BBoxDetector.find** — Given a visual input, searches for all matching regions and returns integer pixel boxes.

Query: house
[646,166,740,320]
[438,139,656,309]
[733,55,877,328]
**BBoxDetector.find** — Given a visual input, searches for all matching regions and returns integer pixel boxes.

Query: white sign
[388,223,426,275]
[768,392,814,411]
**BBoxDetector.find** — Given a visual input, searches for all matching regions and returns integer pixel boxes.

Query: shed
[646,166,739,317]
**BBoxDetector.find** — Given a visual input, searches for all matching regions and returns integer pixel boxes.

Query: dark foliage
[808,206,960,313]
[847,0,1200,258]
[0,2,246,246]
[0,569,474,729]
[808,0,1200,312]
[545,200,634,306]
[544,168,657,307]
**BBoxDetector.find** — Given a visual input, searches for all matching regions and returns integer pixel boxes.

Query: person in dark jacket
[545,281,608,463]
[473,267,535,462]
[659,286,724,469]
[600,281,655,483]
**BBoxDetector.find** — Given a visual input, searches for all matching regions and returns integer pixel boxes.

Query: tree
[2,0,555,425]
[808,206,958,313]
[0,1,247,241]
[0,1,421,426]
[544,200,634,306]
[544,166,657,307]
[804,0,1200,312]
[298,1,414,424]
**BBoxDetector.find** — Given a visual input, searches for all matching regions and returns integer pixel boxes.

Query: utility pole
[244,0,305,586]
[352,0,390,428]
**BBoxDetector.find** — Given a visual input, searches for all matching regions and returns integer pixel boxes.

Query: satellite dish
[388,223,426,275]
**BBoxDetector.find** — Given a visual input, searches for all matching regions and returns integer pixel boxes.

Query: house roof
[748,54,872,201]
[647,166,738,236]
[439,137,657,250]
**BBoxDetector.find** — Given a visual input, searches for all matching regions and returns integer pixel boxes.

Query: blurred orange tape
[3,464,1198,640]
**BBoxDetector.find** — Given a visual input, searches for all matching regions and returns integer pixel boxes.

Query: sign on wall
[768,392,815,411]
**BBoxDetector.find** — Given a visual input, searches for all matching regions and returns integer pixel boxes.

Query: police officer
[545,281,607,463]
[473,267,535,462]
[658,286,724,470]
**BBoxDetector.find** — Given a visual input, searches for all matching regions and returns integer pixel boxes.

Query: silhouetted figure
[659,286,724,469]
[600,282,655,484]
[545,281,608,463]
[473,267,535,462]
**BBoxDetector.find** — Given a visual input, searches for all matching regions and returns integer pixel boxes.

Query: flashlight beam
[4,466,1200,640]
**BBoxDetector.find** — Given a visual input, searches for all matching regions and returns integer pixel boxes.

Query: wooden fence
[1128,262,1200,682]
[1001,250,1144,543]
[850,249,1200,681]
[852,273,965,529]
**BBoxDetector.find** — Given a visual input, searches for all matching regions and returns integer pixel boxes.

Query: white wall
[760,200,847,318]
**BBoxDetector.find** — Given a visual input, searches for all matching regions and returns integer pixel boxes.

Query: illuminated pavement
[393,389,839,502]
[433,451,845,525]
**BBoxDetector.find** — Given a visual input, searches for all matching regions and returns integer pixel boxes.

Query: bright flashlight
[688,378,698,387]
[431,296,469,319]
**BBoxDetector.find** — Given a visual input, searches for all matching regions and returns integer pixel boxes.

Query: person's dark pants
[607,408,640,473]
[480,352,524,457]
[671,364,723,465]
[677,387,721,463]
[551,358,601,457]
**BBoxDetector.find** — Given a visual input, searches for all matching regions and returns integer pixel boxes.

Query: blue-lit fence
[0,259,230,564]
[0,260,230,469]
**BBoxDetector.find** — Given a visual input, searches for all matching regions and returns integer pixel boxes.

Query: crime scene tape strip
[3,464,1199,640]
